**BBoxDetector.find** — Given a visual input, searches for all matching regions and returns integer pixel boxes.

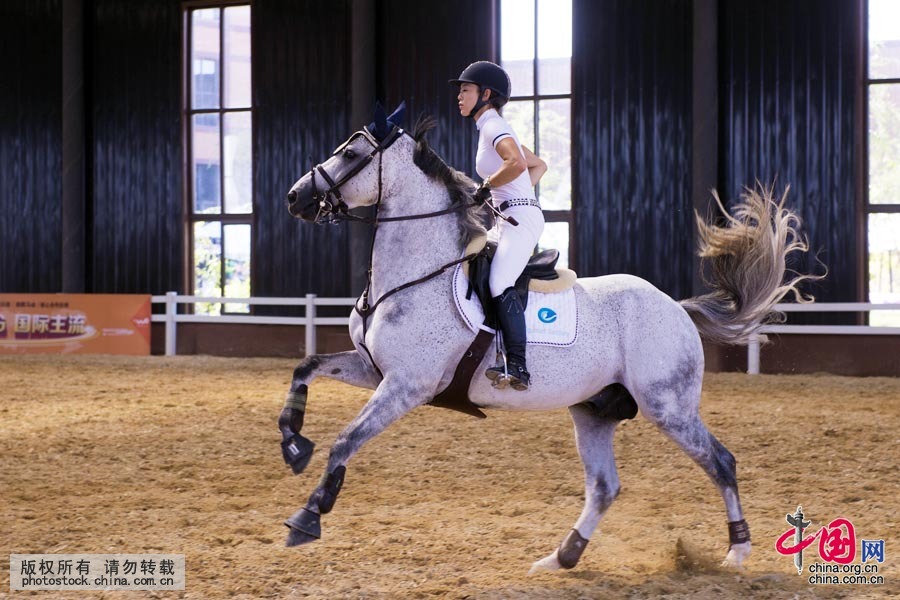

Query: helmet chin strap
[466,88,491,119]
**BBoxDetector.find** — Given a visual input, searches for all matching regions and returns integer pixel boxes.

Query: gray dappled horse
[280,104,816,573]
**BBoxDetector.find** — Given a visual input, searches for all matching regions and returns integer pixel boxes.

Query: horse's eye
[343,148,356,159]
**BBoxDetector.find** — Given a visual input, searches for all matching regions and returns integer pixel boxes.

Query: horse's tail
[679,185,824,346]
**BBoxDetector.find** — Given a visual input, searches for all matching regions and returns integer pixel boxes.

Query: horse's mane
[412,115,487,245]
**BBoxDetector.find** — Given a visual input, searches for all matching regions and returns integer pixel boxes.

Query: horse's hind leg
[530,403,621,574]
[284,376,424,547]
[643,387,752,568]
[279,351,381,475]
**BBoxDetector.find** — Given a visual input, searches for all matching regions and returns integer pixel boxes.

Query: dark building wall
[572,0,694,299]
[0,0,63,292]
[719,0,859,305]
[0,0,867,317]
[377,0,495,178]
[252,0,495,301]
[252,0,353,300]
[91,0,183,295]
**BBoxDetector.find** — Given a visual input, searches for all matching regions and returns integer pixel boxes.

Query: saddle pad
[452,264,578,347]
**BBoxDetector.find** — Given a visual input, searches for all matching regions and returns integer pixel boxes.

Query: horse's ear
[368,101,389,140]
[386,101,406,129]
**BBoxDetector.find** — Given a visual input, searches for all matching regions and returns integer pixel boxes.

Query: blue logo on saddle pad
[537,308,558,323]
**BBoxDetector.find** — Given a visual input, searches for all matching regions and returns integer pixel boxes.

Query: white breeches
[487,205,545,298]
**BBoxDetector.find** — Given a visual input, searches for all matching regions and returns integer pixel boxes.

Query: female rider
[450,61,547,390]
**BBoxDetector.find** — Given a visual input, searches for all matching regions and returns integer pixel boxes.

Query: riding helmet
[449,61,512,108]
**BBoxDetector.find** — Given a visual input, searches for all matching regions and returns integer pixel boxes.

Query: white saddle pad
[452,264,578,347]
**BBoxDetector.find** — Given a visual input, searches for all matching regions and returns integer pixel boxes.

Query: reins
[355,253,476,320]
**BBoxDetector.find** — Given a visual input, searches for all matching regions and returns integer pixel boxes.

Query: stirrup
[486,365,510,389]
[486,351,510,389]
[485,355,530,391]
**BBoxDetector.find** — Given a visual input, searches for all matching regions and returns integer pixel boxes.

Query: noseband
[308,126,402,224]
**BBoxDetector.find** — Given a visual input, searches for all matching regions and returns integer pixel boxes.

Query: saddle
[464,237,574,328]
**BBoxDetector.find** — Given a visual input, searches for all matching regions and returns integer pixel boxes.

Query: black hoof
[281,433,315,474]
[284,507,321,546]
[285,527,319,547]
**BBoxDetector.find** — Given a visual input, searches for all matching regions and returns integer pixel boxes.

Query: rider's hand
[473,176,492,205]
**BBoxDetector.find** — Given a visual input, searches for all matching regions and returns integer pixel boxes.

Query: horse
[279,103,816,574]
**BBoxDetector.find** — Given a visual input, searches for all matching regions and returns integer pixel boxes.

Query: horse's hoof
[285,527,319,547]
[281,433,315,475]
[722,541,751,569]
[284,507,321,546]
[527,550,562,575]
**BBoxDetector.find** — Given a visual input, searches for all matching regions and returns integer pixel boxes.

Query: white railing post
[747,334,760,375]
[305,293,317,357]
[165,291,177,356]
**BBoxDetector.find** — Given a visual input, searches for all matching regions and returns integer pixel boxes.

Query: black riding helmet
[449,61,512,118]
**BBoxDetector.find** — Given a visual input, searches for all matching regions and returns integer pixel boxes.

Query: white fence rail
[151,294,900,367]
[749,302,900,374]
[150,292,356,356]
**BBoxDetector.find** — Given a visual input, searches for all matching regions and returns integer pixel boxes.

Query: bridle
[301,124,482,374]
[307,125,474,225]
[308,126,402,224]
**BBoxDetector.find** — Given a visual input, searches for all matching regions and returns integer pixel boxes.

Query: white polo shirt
[475,109,536,203]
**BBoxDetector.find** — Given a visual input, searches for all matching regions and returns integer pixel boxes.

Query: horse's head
[287,102,411,222]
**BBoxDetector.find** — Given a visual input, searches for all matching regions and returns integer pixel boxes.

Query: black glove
[473,178,492,204]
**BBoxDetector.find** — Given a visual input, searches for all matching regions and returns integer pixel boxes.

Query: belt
[496,198,541,211]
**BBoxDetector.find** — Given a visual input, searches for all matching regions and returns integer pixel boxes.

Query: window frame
[863,0,900,318]
[182,0,254,314]
[497,0,574,269]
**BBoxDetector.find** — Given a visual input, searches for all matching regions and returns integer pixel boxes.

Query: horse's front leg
[279,351,382,475]
[284,376,426,546]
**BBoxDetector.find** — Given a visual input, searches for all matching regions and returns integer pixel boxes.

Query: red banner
[0,294,150,355]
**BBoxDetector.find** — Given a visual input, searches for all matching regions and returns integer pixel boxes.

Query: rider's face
[457,83,487,117]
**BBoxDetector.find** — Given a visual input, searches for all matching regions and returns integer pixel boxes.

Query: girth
[428,326,492,418]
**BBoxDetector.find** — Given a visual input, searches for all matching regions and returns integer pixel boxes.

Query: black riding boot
[486,287,530,390]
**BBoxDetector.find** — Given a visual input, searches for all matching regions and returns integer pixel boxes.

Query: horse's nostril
[287,190,298,204]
